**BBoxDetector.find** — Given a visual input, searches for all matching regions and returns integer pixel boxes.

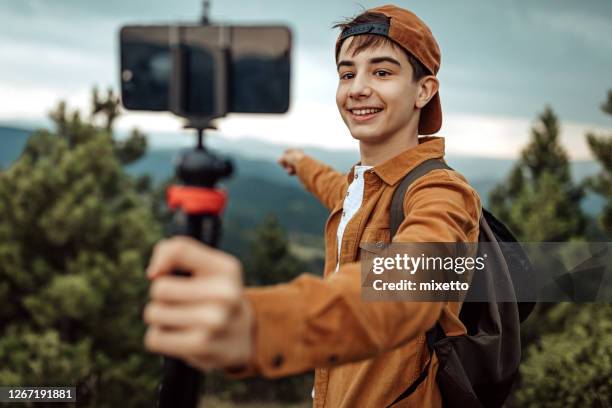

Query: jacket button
[354,173,358,179]
[272,354,284,368]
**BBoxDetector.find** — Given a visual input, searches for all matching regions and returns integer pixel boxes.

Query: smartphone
[119,24,291,116]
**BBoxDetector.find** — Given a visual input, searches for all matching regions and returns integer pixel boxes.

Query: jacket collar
[347,136,446,186]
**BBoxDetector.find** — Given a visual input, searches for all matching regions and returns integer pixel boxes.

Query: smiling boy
[144,5,481,407]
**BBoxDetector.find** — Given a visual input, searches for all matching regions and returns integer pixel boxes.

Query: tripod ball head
[175,148,233,187]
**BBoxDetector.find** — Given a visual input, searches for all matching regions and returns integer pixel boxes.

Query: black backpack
[387,159,536,408]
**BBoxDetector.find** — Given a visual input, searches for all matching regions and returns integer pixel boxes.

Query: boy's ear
[415,76,439,109]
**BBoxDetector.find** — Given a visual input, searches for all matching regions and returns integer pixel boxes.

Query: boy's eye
[339,72,354,80]
[375,70,391,77]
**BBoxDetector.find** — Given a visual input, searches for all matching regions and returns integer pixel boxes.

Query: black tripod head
[175,128,233,188]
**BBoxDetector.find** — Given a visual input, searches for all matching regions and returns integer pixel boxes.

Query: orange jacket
[231,136,481,407]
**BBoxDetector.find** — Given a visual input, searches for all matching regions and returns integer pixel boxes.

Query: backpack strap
[390,159,453,238]
[385,159,452,407]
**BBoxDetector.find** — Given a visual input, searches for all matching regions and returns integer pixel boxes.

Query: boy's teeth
[352,108,382,116]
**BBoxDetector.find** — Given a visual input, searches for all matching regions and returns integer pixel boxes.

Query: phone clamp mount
[157,2,233,408]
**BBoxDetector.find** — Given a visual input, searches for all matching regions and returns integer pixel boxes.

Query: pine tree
[505,97,612,407]
[244,214,305,286]
[521,106,571,184]
[0,89,162,406]
[489,106,585,241]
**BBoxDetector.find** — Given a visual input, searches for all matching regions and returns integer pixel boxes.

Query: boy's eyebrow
[369,56,402,67]
[336,60,354,71]
[336,56,402,71]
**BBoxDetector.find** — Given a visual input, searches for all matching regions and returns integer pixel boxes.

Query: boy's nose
[348,75,373,99]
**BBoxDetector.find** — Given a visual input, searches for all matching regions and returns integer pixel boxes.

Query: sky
[0,0,611,159]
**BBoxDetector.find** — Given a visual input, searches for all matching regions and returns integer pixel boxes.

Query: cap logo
[339,22,390,42]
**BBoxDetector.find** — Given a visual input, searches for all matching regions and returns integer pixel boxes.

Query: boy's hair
[332,11,430,82]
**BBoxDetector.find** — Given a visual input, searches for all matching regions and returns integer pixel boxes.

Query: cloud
[0,41,113,88]
[216,100,352,149]
[0,83,92,120]
[527,9,612,52]
[1,3,609,160]
[442,113,609,160]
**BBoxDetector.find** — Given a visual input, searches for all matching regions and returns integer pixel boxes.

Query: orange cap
[335,5,442,135]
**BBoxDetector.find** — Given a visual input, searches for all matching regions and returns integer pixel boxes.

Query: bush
[515,303,612,407]
[0,96,162,407]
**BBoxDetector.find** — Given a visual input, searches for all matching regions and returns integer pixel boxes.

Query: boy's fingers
[146,237,241,280]
[144,326,210,358]
[149,275,241,304]
[278,158,295,172]
[145,325,247,369]
[143,302,231,332]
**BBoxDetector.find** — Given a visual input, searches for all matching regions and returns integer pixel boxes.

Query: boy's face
[336,37,422,145]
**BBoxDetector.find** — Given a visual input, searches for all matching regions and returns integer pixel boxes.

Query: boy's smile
[349,108,382,122]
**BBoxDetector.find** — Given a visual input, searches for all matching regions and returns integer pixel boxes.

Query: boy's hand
[278,148,305,175]
[143,236,254,372]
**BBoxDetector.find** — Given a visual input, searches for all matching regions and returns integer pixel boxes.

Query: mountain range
[0,125,605,258]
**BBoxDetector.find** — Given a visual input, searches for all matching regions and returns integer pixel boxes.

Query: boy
[144,5,481,407]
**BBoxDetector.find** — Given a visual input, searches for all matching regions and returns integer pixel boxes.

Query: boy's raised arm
[278,149,347,211]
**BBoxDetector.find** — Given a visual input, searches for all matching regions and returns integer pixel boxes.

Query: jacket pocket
[358,226,391,288]
[358,226,391,258]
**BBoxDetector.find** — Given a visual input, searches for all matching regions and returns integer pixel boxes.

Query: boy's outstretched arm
[278,148,347,211]
[143,171,481,377]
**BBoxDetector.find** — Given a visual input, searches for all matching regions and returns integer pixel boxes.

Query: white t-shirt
[335,165,373,272]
